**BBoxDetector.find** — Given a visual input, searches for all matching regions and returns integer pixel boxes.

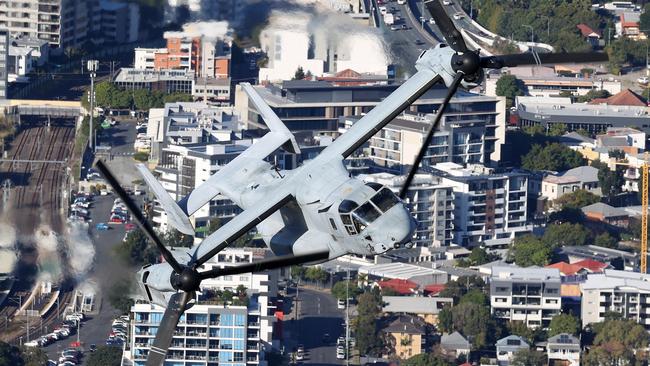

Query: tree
[439,276,486,303]
[304,267,328,284]
[522,143,585,172]
[291,265,306,279]
[355,291,383,356]
[0,342,21,366]
[108,278,135,314]
[331,280,362,300]
[160,229,194,248]
[509,235,552,267]
[116,229,158,265]
[541,223,590,249]
[548,313,580,337]
[506,321,538,344]
[495,74,524,107]
[592,319,649,350]
[440,302,495,349]
[133,89,163,110]
[547,123,567,137]
[641,4,650,37]
[20,347,48,366]
[553,189,600,210]
[206,217,221,236]
[592,160,623,198]
[577,89,611,103]
[511,348,546,366]
[466,247,497,266]
[86,345,123,366]
[293,66,306,80]
[163,93,193,104]
[459,289,488,306]
[594,232,618,249]
[402,353,451,366]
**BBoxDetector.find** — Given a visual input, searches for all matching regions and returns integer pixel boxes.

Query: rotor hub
[451,51,481,77]
[172,267,202,292]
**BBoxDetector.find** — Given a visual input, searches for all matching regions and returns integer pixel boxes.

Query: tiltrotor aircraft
[96,1,607,364]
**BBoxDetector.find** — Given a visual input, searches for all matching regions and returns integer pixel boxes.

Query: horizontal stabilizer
[241,82,300,154]
[136,164,195,235]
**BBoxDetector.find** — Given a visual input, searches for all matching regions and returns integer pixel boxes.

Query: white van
[337,299,345,309]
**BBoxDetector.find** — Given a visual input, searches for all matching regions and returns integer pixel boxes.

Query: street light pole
[87,60,99,152]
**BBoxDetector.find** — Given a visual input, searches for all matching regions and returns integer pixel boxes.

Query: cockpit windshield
[352,202,381,225]
[338,187,402,236]
[370,188,400,212]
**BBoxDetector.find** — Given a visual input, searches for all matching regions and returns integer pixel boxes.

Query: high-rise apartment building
[134,31,232,79]
[431,163,530,248]
[0,0,138,50]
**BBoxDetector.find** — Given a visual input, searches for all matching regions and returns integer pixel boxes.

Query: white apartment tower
[431,163,530,248]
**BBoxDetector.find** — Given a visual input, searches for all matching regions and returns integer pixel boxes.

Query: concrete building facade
[431,163,530,248]
[580,269,650,330]
[0,31,7,99]
[490,266,562,328]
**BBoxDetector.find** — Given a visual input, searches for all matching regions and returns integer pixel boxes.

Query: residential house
[557,245,638,271]
[383,316,427,359]
[581,202,630,228]
[541,166,601,200]
[440,331,471,358]
[496,335,529,366]
[576,23,601,47]
[547,333,580,366]
[358,262,448,287]
[382,296,453,325]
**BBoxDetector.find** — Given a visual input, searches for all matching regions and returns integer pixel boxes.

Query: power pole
[642,152,648,273]
[87,60,99,152]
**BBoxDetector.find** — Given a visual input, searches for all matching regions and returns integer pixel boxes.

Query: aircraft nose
[385,204,416,248]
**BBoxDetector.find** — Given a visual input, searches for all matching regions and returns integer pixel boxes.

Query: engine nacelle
[138,263,176,308]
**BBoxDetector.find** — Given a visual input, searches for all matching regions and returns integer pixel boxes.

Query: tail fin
[136,164,195,235]
[241,83,300,154]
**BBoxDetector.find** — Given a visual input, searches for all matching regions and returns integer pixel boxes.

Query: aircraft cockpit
[338,183,401,236]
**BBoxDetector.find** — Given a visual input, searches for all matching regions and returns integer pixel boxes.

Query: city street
[288,287,346,366]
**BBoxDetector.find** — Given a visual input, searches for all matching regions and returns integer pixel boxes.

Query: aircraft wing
[190,189,294,266]
[318,70,443,159]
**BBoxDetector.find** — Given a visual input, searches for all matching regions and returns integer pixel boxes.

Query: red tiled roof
[620,13,639,28]
[590,89,647,106]
[459,363,472,366]
[546,262,583,276]
[423,283,446,295]
[577,23,600,38]
[573,259,608,272]
[378,279,419,295]
[335,69,361,78]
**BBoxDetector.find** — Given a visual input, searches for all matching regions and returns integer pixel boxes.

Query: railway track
[0,122,77,343]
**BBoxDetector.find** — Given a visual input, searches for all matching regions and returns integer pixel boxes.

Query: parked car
[125,223,136,231]
[337,299,345,309]
[100,189,110,196]
[109,216,126,224]
[95,223,109,231]
[89,344,97,352]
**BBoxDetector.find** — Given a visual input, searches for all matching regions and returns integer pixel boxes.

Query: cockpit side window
[371,188,400,212]
[339,200,359,235]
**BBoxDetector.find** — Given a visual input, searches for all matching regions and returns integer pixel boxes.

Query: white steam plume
[64,222,95,279]
[34,225,62,283]
[165,21,232,41]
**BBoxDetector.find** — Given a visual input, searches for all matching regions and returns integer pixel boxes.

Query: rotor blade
[95,160,184,273]
[481,51,609,69]
[146,291,193,366]
[425,0,468,53]
[399,72,465,199]
[199,251,330,280]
